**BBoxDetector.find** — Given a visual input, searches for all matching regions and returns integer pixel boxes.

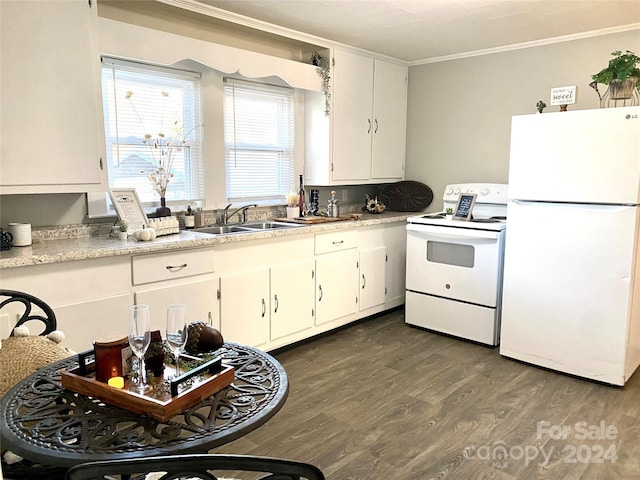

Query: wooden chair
[64,454,325,480]
[0,289,57,336]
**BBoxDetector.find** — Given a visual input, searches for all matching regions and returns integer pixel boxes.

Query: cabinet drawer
[315,230,357,254]
[132,249,215,285]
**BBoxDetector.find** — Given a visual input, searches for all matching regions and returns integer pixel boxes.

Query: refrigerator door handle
[512,200,636,212]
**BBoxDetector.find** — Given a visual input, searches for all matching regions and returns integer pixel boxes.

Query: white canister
[7,223,32,246]
[286,207,300,219]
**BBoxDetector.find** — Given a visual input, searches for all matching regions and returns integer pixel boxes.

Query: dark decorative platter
[379,180,434,211]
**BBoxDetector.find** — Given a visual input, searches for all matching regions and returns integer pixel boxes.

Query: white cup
[286,207,300,219]
[7,223,32,247]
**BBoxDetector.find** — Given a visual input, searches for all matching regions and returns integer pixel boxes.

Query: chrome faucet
[222,203,258,225]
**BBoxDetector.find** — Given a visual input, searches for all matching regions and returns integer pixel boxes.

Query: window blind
[101,57,204,205]
[223,78,294,203]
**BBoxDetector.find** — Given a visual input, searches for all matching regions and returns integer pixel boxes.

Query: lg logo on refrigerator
[625,114,638,119]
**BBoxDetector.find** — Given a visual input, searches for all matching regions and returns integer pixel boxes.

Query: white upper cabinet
[371,59,408,180]
[0,0,106,194]
[305,48,407,186]
[331,50,375,182]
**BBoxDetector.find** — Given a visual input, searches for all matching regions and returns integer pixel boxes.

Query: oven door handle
[406,223,501,240]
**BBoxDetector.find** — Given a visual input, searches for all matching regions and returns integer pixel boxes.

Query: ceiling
[197,0,640,63]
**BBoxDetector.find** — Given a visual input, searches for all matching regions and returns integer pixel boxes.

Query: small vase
[155,197,171,217]
[286,206,300,219]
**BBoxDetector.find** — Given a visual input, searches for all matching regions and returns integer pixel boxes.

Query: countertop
[0,212,416,269]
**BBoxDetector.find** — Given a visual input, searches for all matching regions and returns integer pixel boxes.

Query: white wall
[405,29,640,211]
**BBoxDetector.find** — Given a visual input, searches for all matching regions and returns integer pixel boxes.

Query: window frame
[99,57,204,210]
[223,77,296,206]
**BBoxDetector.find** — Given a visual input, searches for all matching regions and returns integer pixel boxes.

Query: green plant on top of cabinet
[0,0,106,194]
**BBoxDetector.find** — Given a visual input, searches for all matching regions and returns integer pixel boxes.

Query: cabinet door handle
[261,298,266,317]
[318,285,323,301]
[274,294,279,313]
[367,118,372,134]
[332,240,344,246]
[208,312,212,325]
[374,118,379,133]
[166,263,187,272]
[362,274,366,289]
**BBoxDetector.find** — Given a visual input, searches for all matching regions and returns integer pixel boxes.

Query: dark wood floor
[213,308,640,479]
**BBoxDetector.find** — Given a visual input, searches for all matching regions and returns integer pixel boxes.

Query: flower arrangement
[125,90,202,199]
[285,191,299,208]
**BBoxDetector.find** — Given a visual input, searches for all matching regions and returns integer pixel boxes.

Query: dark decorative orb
[185,321,224,354]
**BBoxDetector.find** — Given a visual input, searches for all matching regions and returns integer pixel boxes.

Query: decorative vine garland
[311,52,331,116]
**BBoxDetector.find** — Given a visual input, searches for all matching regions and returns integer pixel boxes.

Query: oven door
[406,223,505,307]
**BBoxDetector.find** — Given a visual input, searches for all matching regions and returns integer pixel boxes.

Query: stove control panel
[443,183,508,205]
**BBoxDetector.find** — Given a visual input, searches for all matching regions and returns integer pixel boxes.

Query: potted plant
[590,50,640,101]
[445,208,454,220]
[117,219,128,240]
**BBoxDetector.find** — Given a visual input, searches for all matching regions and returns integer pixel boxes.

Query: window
[224,78,294,204]
[101,57,204,206]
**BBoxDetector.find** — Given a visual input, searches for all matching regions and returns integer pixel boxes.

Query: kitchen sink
[194,225,251,235]
[242,221,303,230]
[194,221,302,236]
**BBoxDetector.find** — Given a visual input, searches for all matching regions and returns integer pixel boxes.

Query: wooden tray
[273,215,356,224]
[61,353,234,422]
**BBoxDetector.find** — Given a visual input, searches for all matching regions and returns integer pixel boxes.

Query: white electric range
[405,183,508,346]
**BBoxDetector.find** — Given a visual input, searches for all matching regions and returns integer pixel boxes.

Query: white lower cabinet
[359,246,387,311]
[0,256,131,352]
[0,220,408,353]
[315,249,359,325]
[219,268,270,348]
[217,236,316,349]
[384,224,407,305]
[358,223,407,310]
[270,260,315,342]
[134,277,220,333]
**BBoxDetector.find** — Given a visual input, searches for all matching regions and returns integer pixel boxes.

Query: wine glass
[128,304,151,393]
[166,303,188,378]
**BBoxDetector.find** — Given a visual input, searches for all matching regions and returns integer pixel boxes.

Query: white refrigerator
[500,106,640,386]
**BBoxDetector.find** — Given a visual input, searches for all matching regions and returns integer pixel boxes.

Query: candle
[107,376,125,389]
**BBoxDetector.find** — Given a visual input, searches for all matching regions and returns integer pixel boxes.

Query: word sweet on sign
[550,86,577,106]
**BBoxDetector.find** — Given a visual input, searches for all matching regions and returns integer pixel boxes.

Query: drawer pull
[166,263,188,272]
[332,240,344,245]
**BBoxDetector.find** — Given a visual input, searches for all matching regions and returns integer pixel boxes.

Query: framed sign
[109,189,148,232]
[550,85,576,106]
[454,193,477,220]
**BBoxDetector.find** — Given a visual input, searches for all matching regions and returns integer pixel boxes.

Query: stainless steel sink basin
[242,221,302,230]
[194,225,250,235]
[194,221,302,236]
